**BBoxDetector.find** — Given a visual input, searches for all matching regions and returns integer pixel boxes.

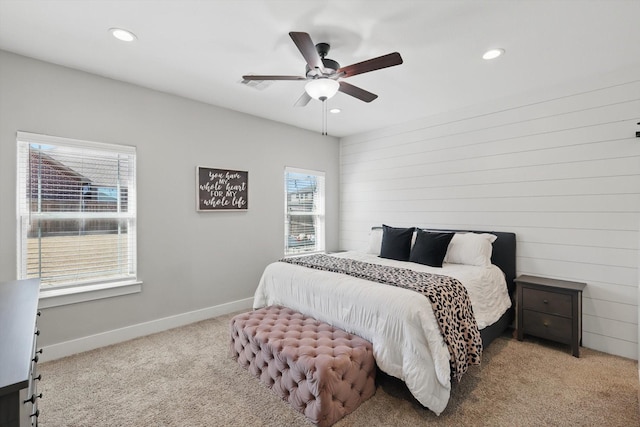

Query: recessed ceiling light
[482,48,504,60]
[109,28,137,42]
[329,108,341,114]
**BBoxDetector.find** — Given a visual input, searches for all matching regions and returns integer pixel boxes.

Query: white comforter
[252,251,511,415]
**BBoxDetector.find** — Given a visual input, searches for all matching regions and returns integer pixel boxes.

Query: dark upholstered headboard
[371,227,517,296]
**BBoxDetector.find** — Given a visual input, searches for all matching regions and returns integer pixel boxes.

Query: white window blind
[17,132,137,289]
[284,167,325,255]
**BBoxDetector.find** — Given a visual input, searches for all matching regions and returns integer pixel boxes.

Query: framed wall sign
[196,166,248,211]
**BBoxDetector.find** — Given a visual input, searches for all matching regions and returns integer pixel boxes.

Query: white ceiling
[1,0,639,138]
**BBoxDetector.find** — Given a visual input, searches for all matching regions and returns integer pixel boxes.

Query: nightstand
[515,275,586,357]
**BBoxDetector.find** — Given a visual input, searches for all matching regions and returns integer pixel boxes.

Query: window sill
[283,250,325,258]
[38,280,142,309]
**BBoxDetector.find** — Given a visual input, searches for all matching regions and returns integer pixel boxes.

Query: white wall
[339,65,640,360]
[0,51,340,353]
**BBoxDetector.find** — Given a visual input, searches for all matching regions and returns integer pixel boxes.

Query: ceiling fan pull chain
[322,100,327,136]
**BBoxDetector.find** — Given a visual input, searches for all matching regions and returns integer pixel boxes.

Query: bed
[253,227,516,415]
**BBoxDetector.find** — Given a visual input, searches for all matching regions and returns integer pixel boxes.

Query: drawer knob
[33,374,42,381]
[543,321,549,327]
[543,299,548,304]
[31,409,40,419]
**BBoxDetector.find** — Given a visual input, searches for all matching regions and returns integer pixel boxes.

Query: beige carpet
[38,313,638,426]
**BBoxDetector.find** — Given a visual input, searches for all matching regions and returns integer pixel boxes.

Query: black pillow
[379,225,415,261]
[409,229,455,267]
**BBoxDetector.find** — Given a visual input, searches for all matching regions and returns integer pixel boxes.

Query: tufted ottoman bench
[230,306,376,427]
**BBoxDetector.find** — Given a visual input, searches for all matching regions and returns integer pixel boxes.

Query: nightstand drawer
[522,310,572,344]
[522,287,572,317]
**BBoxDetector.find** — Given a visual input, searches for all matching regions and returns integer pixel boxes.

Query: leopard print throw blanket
[280,254,482,382]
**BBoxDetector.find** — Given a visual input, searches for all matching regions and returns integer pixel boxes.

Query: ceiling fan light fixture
[305,78,339,101]
[482,48,505,60]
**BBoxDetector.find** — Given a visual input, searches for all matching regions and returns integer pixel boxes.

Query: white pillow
[367,227,384,255]
[444,232,497,266]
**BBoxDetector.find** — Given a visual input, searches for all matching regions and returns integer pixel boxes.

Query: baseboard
[40,297,254,362]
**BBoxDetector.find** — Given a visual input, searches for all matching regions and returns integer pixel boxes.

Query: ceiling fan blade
[338,81,378,103]
[242,75,306,81]
[294,92,312,107]
[337,52,403,78]
[289,32,325,72]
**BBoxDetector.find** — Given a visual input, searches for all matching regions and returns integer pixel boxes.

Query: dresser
[0,279,42,427]
[515,275,586,357]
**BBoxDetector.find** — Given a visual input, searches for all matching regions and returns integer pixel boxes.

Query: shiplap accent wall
[339,69,640,360]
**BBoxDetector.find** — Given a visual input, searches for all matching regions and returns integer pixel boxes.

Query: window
[17,132,137,292]
[284,167,325,255]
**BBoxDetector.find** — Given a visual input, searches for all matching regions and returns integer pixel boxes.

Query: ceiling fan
[242,32,403,107]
